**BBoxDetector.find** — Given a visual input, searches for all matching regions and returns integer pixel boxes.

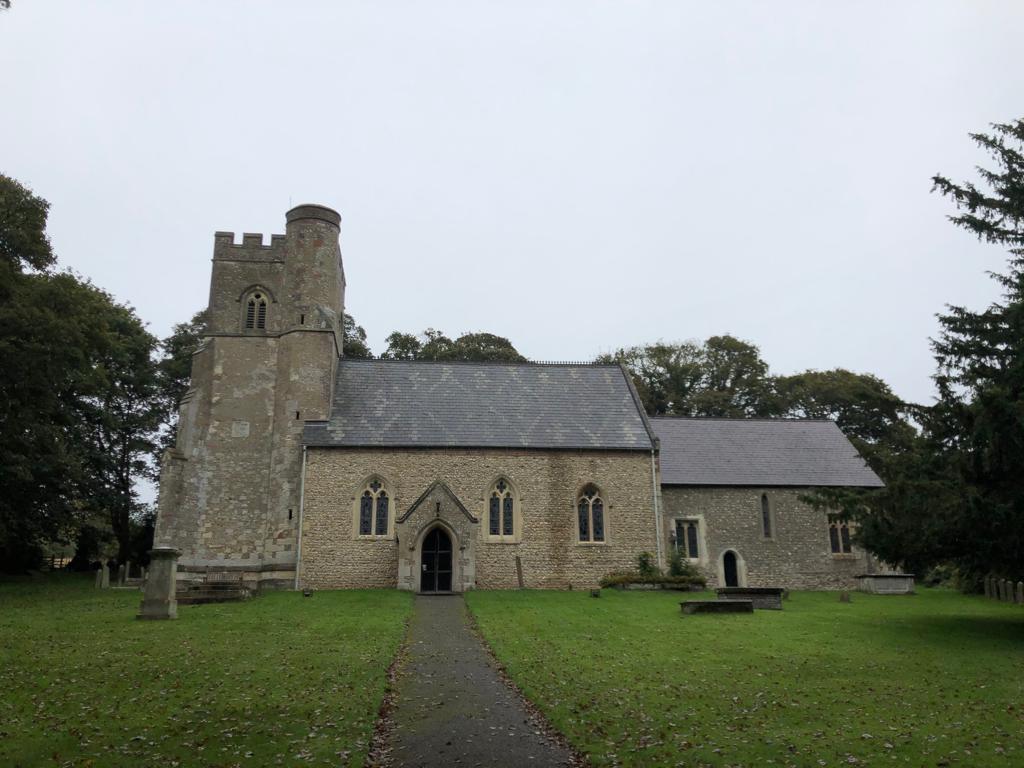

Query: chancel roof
[302,359,656,451]
[651,417,884,487]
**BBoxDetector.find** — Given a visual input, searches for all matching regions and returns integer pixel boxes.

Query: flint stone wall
[660,486,871,590]
[153,209,343,589]
[299,447,658,590]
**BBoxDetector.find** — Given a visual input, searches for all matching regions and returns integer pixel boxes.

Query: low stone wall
[856,574,915,595]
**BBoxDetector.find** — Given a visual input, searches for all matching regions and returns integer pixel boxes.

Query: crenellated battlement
[213,231,287,262]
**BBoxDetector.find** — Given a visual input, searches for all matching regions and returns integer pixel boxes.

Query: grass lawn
[0,575,412,768]
[467,588,1024,767]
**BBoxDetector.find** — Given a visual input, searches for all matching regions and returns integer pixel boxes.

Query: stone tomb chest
[856,573,915,595]
[716,586,785,610]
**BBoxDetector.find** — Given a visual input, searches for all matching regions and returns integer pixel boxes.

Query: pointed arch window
[485,477,519,542]
[358,478,390,537]
[244,291,268,330]
[577,484,605,543]
[829,514,853,554]
[488,479,514,537]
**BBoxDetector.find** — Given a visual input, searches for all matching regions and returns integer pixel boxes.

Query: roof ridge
[650,415,838,424]
[339,357,614,367]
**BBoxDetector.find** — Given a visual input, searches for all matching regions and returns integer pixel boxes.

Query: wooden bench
[716,587,785,610]
[681,599,754,614]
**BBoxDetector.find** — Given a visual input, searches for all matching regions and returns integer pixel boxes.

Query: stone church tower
[155,204,345,588]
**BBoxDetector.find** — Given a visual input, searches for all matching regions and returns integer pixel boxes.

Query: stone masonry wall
[154,206,344,588]
[661,486,870,590]
[299,447,659,590]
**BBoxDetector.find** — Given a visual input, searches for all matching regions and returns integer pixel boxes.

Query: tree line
[2,119,1022,586]
[0,176,173,570]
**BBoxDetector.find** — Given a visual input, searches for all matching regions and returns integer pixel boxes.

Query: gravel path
[385,595,574,767]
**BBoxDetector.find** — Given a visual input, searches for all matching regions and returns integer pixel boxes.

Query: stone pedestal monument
[137,547,181,620]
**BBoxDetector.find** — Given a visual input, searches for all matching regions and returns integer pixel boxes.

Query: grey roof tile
[651,417,884,487]
[303,359,655,450]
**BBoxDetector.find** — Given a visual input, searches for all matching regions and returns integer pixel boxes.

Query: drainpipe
[294,446,308,590]
[650,449,664,569]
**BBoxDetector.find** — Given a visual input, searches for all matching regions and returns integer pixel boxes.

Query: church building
[154,204,883,592]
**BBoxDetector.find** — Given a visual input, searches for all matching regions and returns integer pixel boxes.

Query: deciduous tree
[381,328,525,362]
[602,335,777,417]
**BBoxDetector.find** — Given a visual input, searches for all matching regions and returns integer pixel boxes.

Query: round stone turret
[286,204,341,228]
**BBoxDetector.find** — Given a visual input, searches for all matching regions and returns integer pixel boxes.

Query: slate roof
[651,417,884,487]
[302,359,655,451]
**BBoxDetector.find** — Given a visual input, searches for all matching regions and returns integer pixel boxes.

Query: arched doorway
[420,527,453,593]
[723,550,740,587]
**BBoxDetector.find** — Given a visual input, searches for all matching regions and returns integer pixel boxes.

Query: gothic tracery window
[577,484,605,543]
[829,514,852,554]
[358,478,389,536]
[488,478,515,539]
[244,291,268,330]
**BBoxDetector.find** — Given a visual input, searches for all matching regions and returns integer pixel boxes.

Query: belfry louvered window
[577,484,605,543]
[761,494,773,538]
[244,291,268,330]
[358,479,389,536]
[488,478,515,540]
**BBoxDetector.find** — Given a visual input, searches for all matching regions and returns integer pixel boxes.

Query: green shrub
[668,548,700,578]
[598,571,706,589]
[600,552,706,589]
[637,551,659,578]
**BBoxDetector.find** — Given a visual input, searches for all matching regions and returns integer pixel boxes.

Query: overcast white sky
[3,1,1023,408]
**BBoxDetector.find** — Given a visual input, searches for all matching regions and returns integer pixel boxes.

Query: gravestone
[839,591,851,603]
[94,566,102,588]
[117,564,126,586]
[137,547,181,620]
[100,562,110,589]
[1000,579,1008,602]
[984,577,992,598]
[125,560,132,580]
[1017,582,1023,605]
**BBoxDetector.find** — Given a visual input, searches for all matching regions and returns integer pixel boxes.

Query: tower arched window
[577,484,605,543]
[244,291,268,330]
[357,478,390,537]
[487,478,516,540]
